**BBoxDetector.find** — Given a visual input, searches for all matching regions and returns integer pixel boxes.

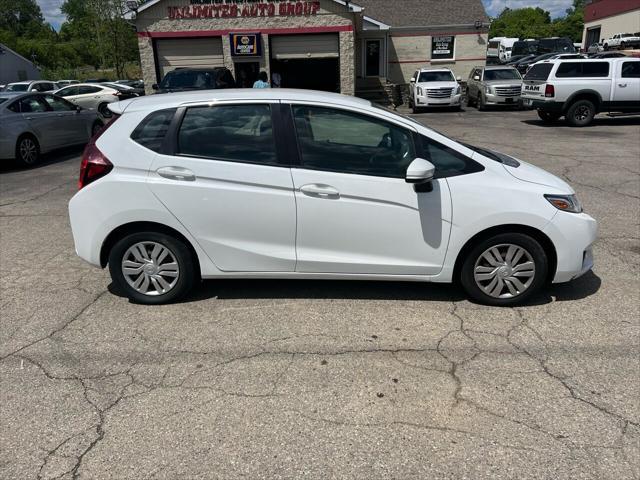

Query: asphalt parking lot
[1,107,639,479]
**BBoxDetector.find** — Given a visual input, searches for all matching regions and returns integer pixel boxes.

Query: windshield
[160,70,216,90]
[483,69,521,81]
[6,84,29,92]
[524,63,554,81]
[621,34,633,38]
[461,142,520,167]
[418,71,455,82]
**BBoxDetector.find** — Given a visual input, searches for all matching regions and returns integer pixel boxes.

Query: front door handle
[299,183,340,199]
[156,166,196,182]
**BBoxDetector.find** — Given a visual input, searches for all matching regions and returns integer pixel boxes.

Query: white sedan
[54,83,121,117]
[68,89,597,306]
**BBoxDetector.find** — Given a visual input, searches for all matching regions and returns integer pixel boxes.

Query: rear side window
[177,104,276,164]
[556,62,609,78]
[524,63,553,81]
[420,136,484,178]
[131,108,176,152]
[621,61,640,78]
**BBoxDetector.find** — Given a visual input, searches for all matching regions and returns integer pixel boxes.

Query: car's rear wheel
[566,100,595,127]
[98,103,112,118]
[537,110,561,124]
[108,231,196,304]
[460,233,548,306]
[16,135,40,166]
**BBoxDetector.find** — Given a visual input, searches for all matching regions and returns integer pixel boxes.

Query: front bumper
[484,93,521,105]
[543,211,598,283]
[416,94,462,107]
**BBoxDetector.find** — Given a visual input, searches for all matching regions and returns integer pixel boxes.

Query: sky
[35,0,575,31]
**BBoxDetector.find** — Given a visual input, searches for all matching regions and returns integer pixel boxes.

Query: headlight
[454,85,460,95]
[484,85,492,94]
[417,86,423,96]
[544,194,583,213]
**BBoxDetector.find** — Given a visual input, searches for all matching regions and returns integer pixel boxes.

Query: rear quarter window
[131,108,176,152]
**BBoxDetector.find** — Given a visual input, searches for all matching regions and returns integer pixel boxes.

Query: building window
[431,35,455,61]
[365,39,383,77]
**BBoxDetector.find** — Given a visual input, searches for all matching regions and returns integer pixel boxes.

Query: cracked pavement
[1,109,639,479]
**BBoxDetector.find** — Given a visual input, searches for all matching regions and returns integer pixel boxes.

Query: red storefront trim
[584,0,640,23]
[388,56,486,64]
[137,25,353,38]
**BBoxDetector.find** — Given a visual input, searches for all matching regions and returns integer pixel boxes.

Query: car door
[287,103,452,275]
[614,60,640,108]
[16,95,60,150]
[73,86,104,109]
[41,94,87,144]
[147,101,297,272]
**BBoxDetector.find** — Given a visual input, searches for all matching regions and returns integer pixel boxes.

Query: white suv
[409,68,462,112]
[522,58,640,126]
[69,89,597,306]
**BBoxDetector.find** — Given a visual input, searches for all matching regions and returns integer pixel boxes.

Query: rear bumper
[522,98,564,112]
[543,211,598,283]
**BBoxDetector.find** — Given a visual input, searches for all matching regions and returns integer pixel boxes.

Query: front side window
[42,95,75,111]
[131,108,176,152]
[556,62,609,78]
[293,106,415,178]
[421,137,484,178]
[178,104,276,164]
[484,69,522,81]
[621,61,640,78]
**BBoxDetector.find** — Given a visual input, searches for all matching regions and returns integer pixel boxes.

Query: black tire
[460,232,548,306]
[91,121,104,137]
[477,93,485,111]
[108,231,196,305]
[15,134,40,166]
[566,99,595,127]
[537,110,561,124]
[467,94,476,108]
[98,103,112,118]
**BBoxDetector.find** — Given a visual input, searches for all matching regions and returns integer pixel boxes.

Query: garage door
[155,38,224,77]
[270,34,339,60]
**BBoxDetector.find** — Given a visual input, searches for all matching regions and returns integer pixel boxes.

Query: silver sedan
[0,92,103,166]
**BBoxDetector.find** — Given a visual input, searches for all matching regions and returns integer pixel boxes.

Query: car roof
[545,57,637,63]
[417,67,452,72]
[112,88,372,114]
[480,65,519,70]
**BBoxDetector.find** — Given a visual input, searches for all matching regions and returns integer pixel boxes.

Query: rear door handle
[618,83,627,88]
[156,166,196,182]
[299,183,340,199]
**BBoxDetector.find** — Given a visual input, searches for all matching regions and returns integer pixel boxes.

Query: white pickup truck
[521,58,640,126]
[604,33,640,50]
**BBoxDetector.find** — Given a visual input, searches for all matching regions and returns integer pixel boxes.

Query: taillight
[78,114,119,190]
[545,84,555,97]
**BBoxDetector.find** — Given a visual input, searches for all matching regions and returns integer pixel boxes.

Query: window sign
[432,35,455,60]
[230,33,262,57]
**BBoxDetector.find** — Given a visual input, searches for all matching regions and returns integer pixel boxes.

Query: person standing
[271,71,282,88]
[253,71,270,89]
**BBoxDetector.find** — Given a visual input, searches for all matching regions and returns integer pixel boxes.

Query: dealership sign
[432,35,455,60]
[168,1,321,19]
[230,33,262,56]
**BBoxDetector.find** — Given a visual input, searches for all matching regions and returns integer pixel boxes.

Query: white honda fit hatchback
[69,89,596,306]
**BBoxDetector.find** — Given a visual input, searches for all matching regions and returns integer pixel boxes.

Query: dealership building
[133,0,489,98]
[582,0,640,48]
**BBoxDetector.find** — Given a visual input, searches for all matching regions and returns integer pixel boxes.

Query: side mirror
[410,77,416,83]
[406,157,435,184]
[456,76,462,82]
[473,75,480,81]
[152,83,159,90]
[75,105,82,112]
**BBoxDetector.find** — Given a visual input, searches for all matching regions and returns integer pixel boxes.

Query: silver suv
[467,66,523,110]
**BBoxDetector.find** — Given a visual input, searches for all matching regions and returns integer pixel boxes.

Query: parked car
[591,51,628,59]
[603,33,640,50]
[116,79,144,89]
[466,66,523,110]
[408,68,462,112]
[521,58,640,126]
[85,78,109,83]
[525,53,586,74]
[512,37,576,57]
[68,89,597,306]
[152,67,236,93]
[100,82,145,98]
[505,54,533,65]
[0,92,102,166]
[587,43,604,55]
[54,83,122,117]
[4,80,59,93]
[57,80,80,87]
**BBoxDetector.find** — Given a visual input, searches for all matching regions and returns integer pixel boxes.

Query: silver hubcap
[474,244,536,299]
[19,139,37,164]
[122,241,179,296]
[575,105,590,121]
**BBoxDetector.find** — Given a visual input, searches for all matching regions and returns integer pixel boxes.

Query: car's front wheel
[16,135,40,166]
[460,233,548,306]
[108,231,196,304]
